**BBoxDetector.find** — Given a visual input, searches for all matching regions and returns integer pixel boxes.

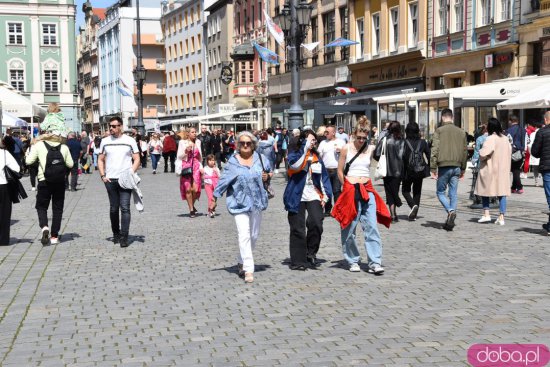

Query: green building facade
[0,0,80,132]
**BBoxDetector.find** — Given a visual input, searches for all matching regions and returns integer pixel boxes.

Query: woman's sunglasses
[238,141,252,147]
[355,136,368,141]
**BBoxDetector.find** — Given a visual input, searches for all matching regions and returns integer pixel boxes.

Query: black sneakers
[113,233,121,244]
[543,223,550,236]
[408,205,419,221]
[120,236,129,248]
[444,211,457,231]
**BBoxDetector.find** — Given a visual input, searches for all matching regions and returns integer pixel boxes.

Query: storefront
[375,75,550,140]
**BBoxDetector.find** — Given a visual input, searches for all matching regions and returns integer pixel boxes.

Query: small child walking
[202,154,220,218]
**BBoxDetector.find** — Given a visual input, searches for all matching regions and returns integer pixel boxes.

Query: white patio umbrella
[2,111,28,128]
[497,83,550,110]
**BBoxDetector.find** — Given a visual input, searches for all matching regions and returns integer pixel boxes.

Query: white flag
[264,9,284,46]
[301,42,320,52]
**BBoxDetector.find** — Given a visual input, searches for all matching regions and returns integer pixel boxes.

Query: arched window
[8,58,25,91]
[42,59,59,92]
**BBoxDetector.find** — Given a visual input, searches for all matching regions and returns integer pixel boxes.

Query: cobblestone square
[1,169,548,366]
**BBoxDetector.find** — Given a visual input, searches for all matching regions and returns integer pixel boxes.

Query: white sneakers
[478,216,492,223]
[31,187,36,191]
[50,237,59,245]
[495,218,505,226]
[349,263,361,272]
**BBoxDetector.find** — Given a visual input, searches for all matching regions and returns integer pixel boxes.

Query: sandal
[244,272,254,283]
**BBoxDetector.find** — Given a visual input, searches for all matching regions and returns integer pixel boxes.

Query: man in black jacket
[531,111,550,234]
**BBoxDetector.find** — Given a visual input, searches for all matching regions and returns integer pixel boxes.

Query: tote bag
[374,138,387,180]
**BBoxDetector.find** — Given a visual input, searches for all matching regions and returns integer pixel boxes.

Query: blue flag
[253,42,279,65]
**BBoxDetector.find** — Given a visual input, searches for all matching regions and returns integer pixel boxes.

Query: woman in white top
[0,141,21,245]
[149,133,163,174]
[332,118,391,274]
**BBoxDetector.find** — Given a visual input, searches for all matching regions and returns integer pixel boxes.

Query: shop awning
[0,82,46,119]
[497,83,550,110]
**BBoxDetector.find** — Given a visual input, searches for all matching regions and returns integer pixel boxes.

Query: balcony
[136,83,166,95]
[143,105,167,118]
[132,34,164,46]
[141,58,166,70]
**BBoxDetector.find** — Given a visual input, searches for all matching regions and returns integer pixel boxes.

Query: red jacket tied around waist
[331,180,392,229]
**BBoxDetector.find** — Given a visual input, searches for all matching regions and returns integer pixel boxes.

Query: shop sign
[485,54,494,69]
[367,63,421,83]
[494,52,514,65]
[335,66,350,83]
[216,104,236,114]
[221,65,233,85]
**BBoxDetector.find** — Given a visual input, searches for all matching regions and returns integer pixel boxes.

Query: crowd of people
[1,106,550,284]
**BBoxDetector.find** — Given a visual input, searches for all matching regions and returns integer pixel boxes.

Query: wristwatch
[101,175,106,179]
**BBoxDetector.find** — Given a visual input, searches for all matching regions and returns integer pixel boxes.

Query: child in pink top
[202,154,220,218]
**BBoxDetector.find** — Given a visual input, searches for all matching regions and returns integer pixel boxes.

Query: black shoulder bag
[257,152,275,199]
[3,150,27,203]
[344,142,368,176]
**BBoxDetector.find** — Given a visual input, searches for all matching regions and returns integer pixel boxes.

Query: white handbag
[374,137,387,180]
[175,157,183,176]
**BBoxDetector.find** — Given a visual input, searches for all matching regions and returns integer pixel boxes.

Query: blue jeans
[341,192,383,267]
[481,196,507,214]
[93,153,99,168]
[543,171,550,211]
[151,154,160,170]
[436,166,461,213]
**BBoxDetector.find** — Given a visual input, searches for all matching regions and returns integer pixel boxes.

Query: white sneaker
[495,218,505,226]
[478,216,492,223]
[520,173,527,179]
[368,264,385,275]
[50,237,59,245]
[31,187,36,191]
[349,263,360,272]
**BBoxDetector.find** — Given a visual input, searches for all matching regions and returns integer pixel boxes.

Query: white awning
[497,83,550,110]
[0,82,46,119]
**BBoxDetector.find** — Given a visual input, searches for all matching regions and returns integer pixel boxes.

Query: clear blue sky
[75,0,117,30]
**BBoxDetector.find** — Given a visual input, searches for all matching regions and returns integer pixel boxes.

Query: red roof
[92,8,106,20]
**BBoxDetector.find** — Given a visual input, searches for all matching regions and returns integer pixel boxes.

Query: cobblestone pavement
[1,166,549,366]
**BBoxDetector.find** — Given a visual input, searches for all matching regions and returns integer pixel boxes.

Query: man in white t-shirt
[317,125,345,215]
[336,126,349,143]
[98,117,140,248]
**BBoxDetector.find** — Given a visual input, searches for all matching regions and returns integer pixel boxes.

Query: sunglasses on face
[356,136,368,141]
[109,124,121,128]
[238,141,252,147]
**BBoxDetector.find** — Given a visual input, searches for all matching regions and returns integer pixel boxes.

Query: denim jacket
[213,152,270,215]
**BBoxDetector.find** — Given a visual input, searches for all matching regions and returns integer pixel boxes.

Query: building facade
[161,0,205,120]
[205,0,235,115]
[77,1,105,133]
[97,0,165,131]
[517,1,550,78]
[0,0,80,131]
[268,0,365,128]
[231,0,268,112]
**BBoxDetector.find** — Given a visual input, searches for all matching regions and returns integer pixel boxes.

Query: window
[191,36,195,53]
[44,70,58,92]
[438,0,448,35]
[42,24,57,46]
[7,22,23,45]
[390,7,399,52]
[185,66,189,82]
[452,77,462,87]
[185,39,189,55]
[252,5,255,28]
[501,0,511,21]
[433,76,445,90]
[356,18,364,59]
[218,46,221,65]
[217,79,222,97]
[187,94,191,109]
[180,95,185,110]
[10,69,24,91]
[258,2,262,23]
[408,2,418,47]
[198,62,202,79]
[198,91,203,108]
[311,17,318,66]
[196,4,201,24]
[197,34,202,50]
[481,0,491,25]
[192,64,196,80]
[372,13,380,55]
[323,12,335,64]
[340,7,349,60]
[184,11,188,27]
[190,8,195,23]
[454,0,464,32]
[179,41,183,57]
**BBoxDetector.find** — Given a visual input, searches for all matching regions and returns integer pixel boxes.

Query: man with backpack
[26,137,73,245]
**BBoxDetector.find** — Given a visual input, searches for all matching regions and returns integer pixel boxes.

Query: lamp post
[133,0,147,135]
[275,0,312,130]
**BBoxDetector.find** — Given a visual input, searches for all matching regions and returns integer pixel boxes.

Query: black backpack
[405,140,427,178]
[43,142,66,183]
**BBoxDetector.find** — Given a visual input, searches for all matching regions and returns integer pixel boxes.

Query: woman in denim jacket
[211,131,272,283]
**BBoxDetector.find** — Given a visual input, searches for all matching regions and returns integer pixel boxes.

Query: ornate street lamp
[133,0,146,135]
[275,0,313,130]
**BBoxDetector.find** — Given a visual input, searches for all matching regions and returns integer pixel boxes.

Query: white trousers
[234,211,262,273]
